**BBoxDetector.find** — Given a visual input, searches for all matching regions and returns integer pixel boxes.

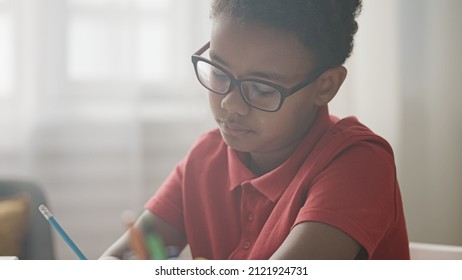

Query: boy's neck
[247,142,299,176]
[247,107,321,177]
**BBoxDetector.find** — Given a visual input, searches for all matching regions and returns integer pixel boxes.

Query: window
[67,0,177,85]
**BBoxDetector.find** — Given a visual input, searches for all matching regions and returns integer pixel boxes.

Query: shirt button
[247,213,254,222]
[242,241,251,250]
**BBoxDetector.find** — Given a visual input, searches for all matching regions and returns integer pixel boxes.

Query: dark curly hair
[210,0,362,72]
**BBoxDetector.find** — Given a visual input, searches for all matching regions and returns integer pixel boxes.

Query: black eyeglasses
[191,41,324,112]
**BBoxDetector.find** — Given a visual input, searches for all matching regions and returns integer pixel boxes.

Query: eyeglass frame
[191,41,326,112]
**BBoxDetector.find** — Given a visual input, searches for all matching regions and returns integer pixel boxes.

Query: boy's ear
[313,66,347,106]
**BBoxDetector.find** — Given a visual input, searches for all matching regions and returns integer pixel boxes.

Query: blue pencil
[38,204,87,260]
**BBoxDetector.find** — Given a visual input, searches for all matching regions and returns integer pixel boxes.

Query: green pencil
[146,232,167,260]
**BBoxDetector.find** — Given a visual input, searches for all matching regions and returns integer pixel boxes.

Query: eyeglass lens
[195,60,282,111]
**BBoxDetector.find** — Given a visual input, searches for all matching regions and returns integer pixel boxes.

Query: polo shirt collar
[228,105,333,202]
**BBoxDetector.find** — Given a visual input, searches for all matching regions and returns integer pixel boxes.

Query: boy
[101,0,409,259]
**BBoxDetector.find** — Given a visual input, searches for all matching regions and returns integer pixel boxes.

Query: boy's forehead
[210,17,316,79]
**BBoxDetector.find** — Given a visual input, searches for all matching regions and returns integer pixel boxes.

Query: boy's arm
[99,210,186,259]
[270,221,361,260]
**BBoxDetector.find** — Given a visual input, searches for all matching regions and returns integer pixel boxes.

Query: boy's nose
[220,86,250,115]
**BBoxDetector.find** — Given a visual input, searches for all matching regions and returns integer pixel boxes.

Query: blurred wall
[399,0,462,245]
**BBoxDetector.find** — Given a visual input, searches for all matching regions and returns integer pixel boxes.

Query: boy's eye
[250,83,279,97]
[210,67,228,80]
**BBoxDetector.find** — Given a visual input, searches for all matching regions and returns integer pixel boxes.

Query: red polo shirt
[145,106,410,259]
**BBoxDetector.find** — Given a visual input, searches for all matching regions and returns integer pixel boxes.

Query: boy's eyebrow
[209,51,290,83]
[209,51,228,67]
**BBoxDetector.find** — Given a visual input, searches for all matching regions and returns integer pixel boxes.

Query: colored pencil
[123,212,149,260]
[38,204,87,260]
[145,232,167,260]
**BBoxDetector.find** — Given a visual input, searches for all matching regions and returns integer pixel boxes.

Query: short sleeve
[145,158,186,231]
[295,141,398,257]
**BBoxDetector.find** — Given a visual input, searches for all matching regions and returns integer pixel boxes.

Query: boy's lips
[219,120,252,136]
